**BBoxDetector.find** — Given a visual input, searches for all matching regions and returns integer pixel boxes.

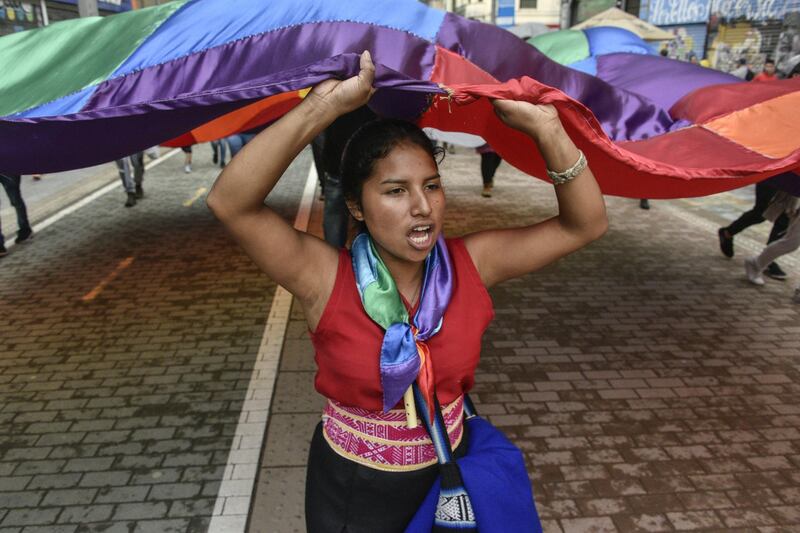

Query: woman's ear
[346,199,364,221]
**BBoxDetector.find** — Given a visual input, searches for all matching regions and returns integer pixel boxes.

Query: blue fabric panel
[568,57,597,75]
[584,26,656,58]
[14,87,96,118]
[112,0,445,78]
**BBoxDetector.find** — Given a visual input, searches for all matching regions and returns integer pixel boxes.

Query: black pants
[726,181,789,244]
[0,174,31,248]
[480,152,502,187]
[305,422,468,533]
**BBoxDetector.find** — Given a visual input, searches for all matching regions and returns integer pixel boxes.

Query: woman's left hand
[492,99,562,140]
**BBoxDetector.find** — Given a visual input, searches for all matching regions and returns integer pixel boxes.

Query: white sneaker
[744,258,765,285]
[184,164,192,174]
[792,288,800,304]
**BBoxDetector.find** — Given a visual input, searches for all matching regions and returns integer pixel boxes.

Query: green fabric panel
[527,30,589,66]
[362,237,408,329]
[0,1,186,117]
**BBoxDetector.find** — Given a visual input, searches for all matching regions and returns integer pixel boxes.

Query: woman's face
[349,142,445,266]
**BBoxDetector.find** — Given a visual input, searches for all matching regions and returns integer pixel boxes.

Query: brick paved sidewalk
[0,148,309,532]
[1,142,798,533]
[252,148,800,533]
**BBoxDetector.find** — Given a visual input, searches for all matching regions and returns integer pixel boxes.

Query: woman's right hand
[308,50,376,117]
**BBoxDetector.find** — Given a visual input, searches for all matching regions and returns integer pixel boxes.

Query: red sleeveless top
[311,238,495,411]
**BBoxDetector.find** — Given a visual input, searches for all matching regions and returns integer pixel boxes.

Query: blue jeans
[226,133,257,158]
[0,174,31,247]
[323,174,348,248]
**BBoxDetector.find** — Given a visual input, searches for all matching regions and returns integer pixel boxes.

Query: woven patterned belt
[322,395,465,472]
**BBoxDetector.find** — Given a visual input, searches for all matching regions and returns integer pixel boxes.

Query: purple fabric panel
[436,13,676,141]
[413,234,453,339]
[594,53,742,112]
[83,22,436,112]
[380,323,421,413]
[0,54,442,174]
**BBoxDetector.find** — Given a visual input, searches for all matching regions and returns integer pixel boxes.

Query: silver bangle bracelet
[546,150,586,185]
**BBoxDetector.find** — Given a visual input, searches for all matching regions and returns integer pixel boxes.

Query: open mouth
[407,225,433,249]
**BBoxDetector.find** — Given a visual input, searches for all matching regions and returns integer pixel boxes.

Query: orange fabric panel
[702,92,800,159]
[189,92,303,142]
[162,91,304,147]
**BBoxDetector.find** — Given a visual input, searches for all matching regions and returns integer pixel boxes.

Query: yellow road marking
[81,256,135,302]
[183,187,207,207]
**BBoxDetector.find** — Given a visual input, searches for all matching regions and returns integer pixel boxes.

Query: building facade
[1,0,132,36]
[638,0,800,73]
[450,0,561,27]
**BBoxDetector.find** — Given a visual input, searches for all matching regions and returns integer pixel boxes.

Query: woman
[207,51,607,532]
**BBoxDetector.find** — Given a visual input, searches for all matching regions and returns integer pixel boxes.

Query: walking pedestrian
[744,192,800,296]
[477,144,501,197]
[115,152,145,207]
[182,145,193,173]
[207,51,607,532]
[718,175,790,280]
[211,140,227,168]
[0,173,34,256]
[319,105,377,247]
[753,58,778,81]
[730,58,752,80]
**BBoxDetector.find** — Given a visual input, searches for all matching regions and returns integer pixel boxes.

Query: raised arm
[464,100,608,288]
[206,51,375,328]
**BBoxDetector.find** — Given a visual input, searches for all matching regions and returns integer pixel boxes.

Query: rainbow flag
[1,0,798,198]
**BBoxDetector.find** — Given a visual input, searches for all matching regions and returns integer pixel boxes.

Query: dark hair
[765,58,775,65]
[340,119,444,204]
[738,57,747,66]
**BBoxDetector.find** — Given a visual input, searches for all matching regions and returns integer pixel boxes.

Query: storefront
[1,1,46,35]
[706,0,800,75]
[639,0,710,60]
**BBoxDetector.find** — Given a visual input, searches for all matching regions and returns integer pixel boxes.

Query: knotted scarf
[351,232,453,416]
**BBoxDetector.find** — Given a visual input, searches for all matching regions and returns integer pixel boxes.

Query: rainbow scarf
[351,232,453,415]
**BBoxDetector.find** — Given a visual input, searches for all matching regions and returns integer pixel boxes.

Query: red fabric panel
[671,78,800,123]
[421,50,800,198]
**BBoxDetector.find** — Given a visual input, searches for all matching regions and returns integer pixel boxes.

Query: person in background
[115,152,146,208]
[477,144,501,198]
[718,175,791,280]
[753,58,778,81]
[182,145,193,173]
[0,173,34,256]
[319,105,377,247]
[145,146,160,161]
[730,58,751,80]
[211,140,227,168]
[744,191,800,303]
